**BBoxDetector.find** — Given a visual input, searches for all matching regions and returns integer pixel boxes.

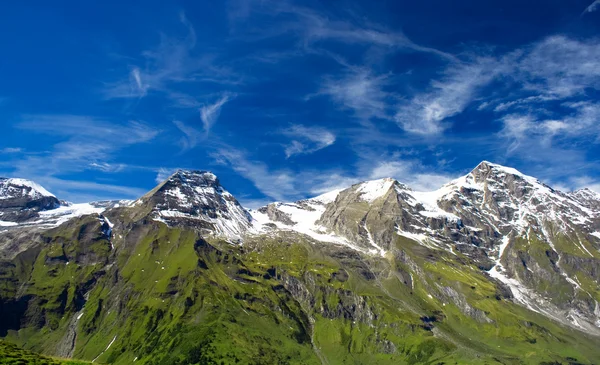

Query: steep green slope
[1,206,599,365]
[0,341,89,364]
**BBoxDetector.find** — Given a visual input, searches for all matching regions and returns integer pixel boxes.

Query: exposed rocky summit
[135,170,253,239]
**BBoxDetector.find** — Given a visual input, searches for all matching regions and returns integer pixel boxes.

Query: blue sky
[1,0,600,207]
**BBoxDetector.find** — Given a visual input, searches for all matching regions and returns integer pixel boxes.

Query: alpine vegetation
[0,162,599,364]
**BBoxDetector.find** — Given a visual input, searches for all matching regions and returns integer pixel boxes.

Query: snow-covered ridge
[0,178,55,200]
[249,194,362,251]
[2,162,599,248]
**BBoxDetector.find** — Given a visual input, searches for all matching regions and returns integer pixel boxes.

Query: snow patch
[250,201,366,253]
[356,178,395,203]
[37,203,105,227]
[0,220,19,227]
[92,335,117,363]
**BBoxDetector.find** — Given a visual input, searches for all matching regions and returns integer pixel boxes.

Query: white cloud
[89,162,127,173]
[500,102,600,153]
[583,0,600,14]
[18,115,158,144]
[200,94,234,134]
[173,120,202,150]
[213,144,456,205]
[367,158,455,191]
[499,115,535,152]
[492,95,558,112]
[318,68,392,122]
[155,168,177,184]
[105,13,241,100]
[38,177,148,203]
[213,148,296,201]
[281,124,336,157]
[9,115,159,200]
[517,36,600,98]
[396,56,505,135]
[395,36,600,137]
[231,0,456,61]
[0,147,22,154]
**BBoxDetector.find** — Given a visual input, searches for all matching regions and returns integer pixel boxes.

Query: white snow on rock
[0,220,19,227]
[149,170,253,240]
[37,203,106,227]
[412,189,460,221]
[0,178,55,200]
[249,195,367,252]
[356,178,395,203]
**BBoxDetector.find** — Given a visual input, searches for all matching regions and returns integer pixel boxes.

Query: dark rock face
[0,178,60,223]
[138,170,252,237]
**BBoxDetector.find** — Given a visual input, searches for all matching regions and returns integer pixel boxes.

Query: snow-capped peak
[355,178,398,203]
[143,170,252,239]
[0,178,55,200]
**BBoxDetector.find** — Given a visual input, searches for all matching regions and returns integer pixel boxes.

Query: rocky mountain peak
[467,161,546,192]
[570,188,600,211]
[168,169,219,186]
[141,169,252,239]
[0,178,56,201]
[0,178,61,223]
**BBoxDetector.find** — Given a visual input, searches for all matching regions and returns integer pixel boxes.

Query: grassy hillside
[0,341,89,364]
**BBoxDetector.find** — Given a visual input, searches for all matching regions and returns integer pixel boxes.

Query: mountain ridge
[1,161,600,364]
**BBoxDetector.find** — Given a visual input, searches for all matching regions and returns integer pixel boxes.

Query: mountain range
[0,161,599,364]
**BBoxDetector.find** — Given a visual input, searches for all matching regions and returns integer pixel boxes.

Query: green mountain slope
[1,166,599,364]
[0,341,88,364]
[1,209,598,364]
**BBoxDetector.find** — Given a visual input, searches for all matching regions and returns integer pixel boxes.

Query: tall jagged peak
[467,161,544,187]
[433,161,559,203]
[141,169,252,239]
[164,169,219,187]
[429,160,596,242]
[0,178,56,200]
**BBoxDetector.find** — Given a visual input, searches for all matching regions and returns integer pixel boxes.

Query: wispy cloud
[281,124,336,158]
[395,35,600,137]
[396,56,506,135]
[229,0,456,61]
[42,177,148,200]
[18,115,158,144]
[500,102,600,152]
[6,115,159,201]
[316,67,392,122]
[104,13,241,100]
[583,0,600,14]
[155,167,177,184]
[516,36,600,98]
[499,115,536,153]
[0,147,22,154]
[173,120,202,150]
[89,162,127,173]
[200,93,234,133]
[213,147,296,201]
[212,144,455,205]
[368,158,455,191]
